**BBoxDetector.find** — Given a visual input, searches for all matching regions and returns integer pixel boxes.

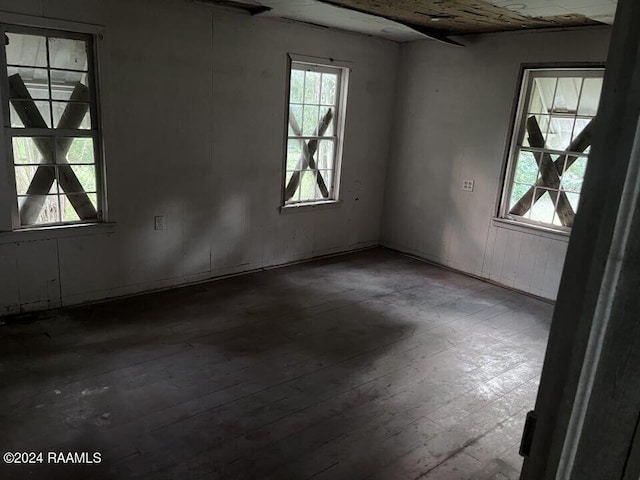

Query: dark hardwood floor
[0,248,552,479]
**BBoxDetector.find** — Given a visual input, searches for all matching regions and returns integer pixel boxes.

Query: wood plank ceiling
[317,0,601,35]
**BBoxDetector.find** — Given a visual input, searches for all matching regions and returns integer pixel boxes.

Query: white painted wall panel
[15,240,60,311]
[0,243,19,316]
[382,28,611,300]
[57,233,120,303]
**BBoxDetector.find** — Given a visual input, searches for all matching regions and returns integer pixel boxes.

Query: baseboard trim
[1,244,379,322]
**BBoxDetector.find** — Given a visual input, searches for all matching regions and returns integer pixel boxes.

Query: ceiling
[203,0,617,43]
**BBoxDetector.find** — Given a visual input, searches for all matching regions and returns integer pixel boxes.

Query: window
[500,68,604,231]
[1,25,103,228]
[283,59,348,206]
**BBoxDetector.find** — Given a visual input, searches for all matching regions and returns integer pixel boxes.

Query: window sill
[280,200,342,214]
[0,222,116,244]
[492,217,570,241]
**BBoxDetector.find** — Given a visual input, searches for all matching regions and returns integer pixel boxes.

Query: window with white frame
[283,59,347,205]
[500,68,604,231]
[1,24,103,228]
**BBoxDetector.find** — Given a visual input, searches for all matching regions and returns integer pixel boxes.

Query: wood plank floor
[0,248,553,480]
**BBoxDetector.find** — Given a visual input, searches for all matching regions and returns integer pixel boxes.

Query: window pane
[288,105,303,135]
[7,67,50,99]
[578,78,603,116]
[303,71,321,104]
[18,194,60,225]
[61,138,95,164]
[299,170,317,201]
[317,169,333,197]
[52,101,91,129]
[50,70,90,101]
[15,165,57,195]
[48,37,88,71]
[509,183,531,212]
[70,165,96,192]
[513,150,539,185]
[572,118,592,144]
[318,106,334,137]
[57,165,94,193]
[316,140,335,170]
[562,157,587,193]
[521,114,550,147]
[6,33,47,67]
[285,170,296,188]
[320,73,337,105]
[528,77,556,114]
[551,155,567,177]
[546,117,574,150]
[12,137,54,164]
[302,105,320,136]
[553,77,582,113]
[289,69,304,104]
[567,192,581,213]
[287,139,303,170]
[61,195,80,222]
[62,193,98,222]
[10,100,51,128]
[530,189,557,224]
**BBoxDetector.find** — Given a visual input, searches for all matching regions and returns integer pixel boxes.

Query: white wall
[381,27,611,300]
[0,0,399,315]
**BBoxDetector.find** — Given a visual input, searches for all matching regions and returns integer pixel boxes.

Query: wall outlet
[154,215,165,230]
[462,179,475,192]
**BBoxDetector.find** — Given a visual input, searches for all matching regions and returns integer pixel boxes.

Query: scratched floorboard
[0,248,553,480]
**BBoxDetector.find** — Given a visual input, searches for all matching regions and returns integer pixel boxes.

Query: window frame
[281,54,349,210]
[498,65,605,233]
[0,21,106,231]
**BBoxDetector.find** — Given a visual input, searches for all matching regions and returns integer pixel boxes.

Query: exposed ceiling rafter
[194,0,271,15]
[317,0,463,45]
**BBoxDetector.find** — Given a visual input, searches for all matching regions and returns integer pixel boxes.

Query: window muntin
[2,25,103,228]
[284,61,345,205]
[501,68,604,231]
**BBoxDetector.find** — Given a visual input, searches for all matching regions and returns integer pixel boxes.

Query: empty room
[1,0,639,479]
